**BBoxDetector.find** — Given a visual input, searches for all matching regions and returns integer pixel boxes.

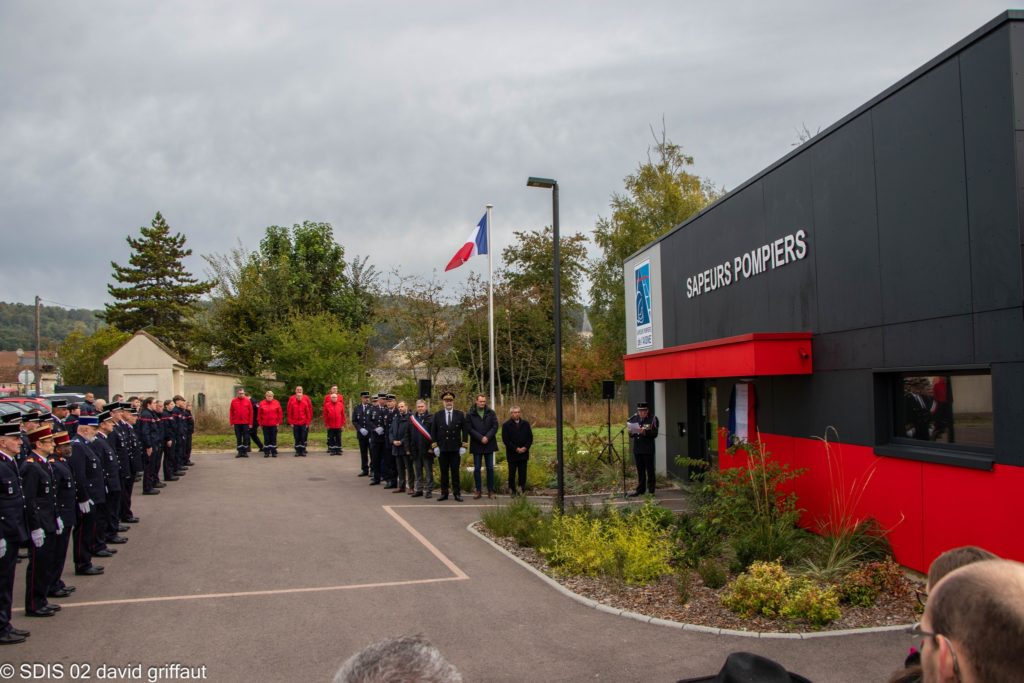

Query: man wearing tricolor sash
[407,400,434,498]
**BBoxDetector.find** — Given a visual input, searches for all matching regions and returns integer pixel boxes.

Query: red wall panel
[717,433,1024,573]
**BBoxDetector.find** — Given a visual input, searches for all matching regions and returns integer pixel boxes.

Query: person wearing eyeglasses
[912,559,1024,683]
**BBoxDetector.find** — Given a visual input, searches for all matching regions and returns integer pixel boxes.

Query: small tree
[57,326,131,386]
[102,212,212,356]
[589,127,721,377]
[269,312,371,396]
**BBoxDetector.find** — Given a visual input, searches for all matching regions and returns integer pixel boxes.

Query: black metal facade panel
[809,113,883,334]
[763,152,818,332]
[760,371,874,445]
[1011,23,1024,129]
[993,362,1024,466]
[974,308,1024,363]
[811,327,885,372]
[962,27,1022,311]
[873,58,973,325]
[881,314,975,368]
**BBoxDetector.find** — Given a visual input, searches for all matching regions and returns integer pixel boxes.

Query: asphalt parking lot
[2,450,911,682]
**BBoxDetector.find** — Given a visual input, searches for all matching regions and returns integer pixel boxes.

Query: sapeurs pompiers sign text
[685,229,808,299]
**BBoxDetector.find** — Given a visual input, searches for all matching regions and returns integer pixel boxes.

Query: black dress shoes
[411,491,423,497]
[116,525,130,532]
[154,481,167,488]
[24,607,55,617]
[8,627,29,637]
[0,631,26,644]
[357,471,369,477]
[454,494,464,502]
[437,494,449,501]
[122,517,140,524]
[107,536,128,544]
[93,550,115,558]
[165,476,179,481]
[75,566,104,576]
[48,588,72,598]
[143,489,160,495]
[626,491,643,498]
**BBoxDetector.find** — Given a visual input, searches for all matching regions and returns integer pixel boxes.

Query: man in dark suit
[351,391,373,476]
[430,391,467,502]
[0,416,30,643]
[627,401,659,497]
[466,394,499,499]
[501,406,533,497]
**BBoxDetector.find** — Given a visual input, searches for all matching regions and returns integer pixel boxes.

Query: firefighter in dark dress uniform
[430,391,467,502]
[46,431,77,599]
[627,401,659,497]
[91,411,126,552]
[381,395,398,488]
[367,394,387,485]
[20,425,61,617]
[139,398,164,493]
[0,416,30,643]
[69,415,106,576]
[351,391,373,476]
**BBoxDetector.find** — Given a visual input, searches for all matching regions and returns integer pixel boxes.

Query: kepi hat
[676,652,812,683]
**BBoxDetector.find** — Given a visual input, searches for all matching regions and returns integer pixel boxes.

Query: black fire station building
[623,11,1024,573]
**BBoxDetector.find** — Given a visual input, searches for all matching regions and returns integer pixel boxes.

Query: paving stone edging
[467,522,913,640]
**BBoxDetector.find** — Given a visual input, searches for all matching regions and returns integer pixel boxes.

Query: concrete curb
[467,521,914,640]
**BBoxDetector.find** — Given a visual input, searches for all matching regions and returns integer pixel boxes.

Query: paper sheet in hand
[627,422,642,435]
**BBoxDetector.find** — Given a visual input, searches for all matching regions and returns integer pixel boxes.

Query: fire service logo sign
[635,259,653,349]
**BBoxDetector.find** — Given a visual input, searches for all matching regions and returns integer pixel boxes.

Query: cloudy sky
[1,1,1015,310]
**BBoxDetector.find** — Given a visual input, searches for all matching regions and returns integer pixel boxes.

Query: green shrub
[781,579,841,627]
[543,504,673,584]
[721,560,792,618]
[731,512,812,571]
[802,518,893,582]
[836,569,878,607]
[481,497,550,548]
[697,559,728,589]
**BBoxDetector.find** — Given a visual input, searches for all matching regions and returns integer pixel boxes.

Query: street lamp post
[526,176,564,512]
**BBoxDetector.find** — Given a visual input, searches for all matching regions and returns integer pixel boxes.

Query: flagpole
[486,204,496,409]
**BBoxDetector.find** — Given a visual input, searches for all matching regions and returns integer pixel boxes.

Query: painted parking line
[22,504,469,611]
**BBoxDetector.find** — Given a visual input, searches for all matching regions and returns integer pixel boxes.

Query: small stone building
[104,330,242,416]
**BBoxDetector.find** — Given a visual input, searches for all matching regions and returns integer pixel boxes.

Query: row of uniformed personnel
[0,397,196,645]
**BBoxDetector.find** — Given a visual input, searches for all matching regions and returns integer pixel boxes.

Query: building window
[892,372,994,450]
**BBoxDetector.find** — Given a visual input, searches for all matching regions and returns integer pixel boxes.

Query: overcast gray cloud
[0,0,1014,310]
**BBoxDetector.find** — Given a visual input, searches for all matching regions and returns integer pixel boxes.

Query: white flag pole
[486,204,496,409]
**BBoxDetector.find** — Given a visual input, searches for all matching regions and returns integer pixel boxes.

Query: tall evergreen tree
[102,212,212,355]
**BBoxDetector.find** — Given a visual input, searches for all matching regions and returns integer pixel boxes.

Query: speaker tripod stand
[596,397,629,497]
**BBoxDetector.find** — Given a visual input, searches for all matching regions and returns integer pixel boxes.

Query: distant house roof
[0,351,56,369]
[104,330,187,368]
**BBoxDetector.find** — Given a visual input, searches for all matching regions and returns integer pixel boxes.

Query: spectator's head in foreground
[920,559,1024,683]
[333,635,461,683]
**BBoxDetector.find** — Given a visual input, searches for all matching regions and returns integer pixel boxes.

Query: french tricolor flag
[445,213,488,271]
[727,382,757,444]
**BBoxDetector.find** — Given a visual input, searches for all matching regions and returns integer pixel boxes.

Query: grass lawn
[193,424,611,459]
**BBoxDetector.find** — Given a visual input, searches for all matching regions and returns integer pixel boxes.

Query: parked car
[41,393,86,406]
[0,397,51,412]
[0,402,26,418]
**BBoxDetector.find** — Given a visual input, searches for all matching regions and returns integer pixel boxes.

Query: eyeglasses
[907,623,961,681]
